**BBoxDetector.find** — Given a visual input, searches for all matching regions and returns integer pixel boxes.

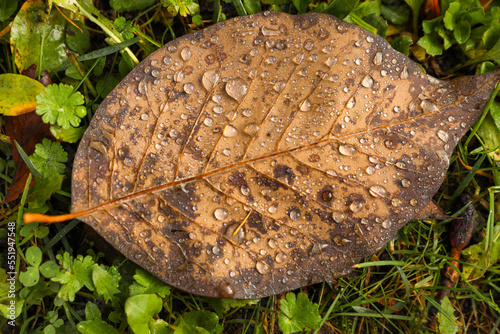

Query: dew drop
[214,208,228,220]
[339,144,356,156]
[151,68,160,78]
[391,198,402,207]
[410,198,418,206]
[174,70,185,82]
[180,47,192,61]
[243,123,259,136]
[400,65,409,79]
[223,124,238,137]
[213,105,223,114]
[183,83,194,94]
[293,53,304,64]
[275,252,287,263]
[240,185,250,196]
[204,118,214,126]
[212,94,222,103]
[373,52,383,65]
[242,108,253,117]
[226,78,248,101]
[395,161,407,169]
[202,69,221,91]
[256,261,270,274]
[268,205,277,214]
[212,246,220,255]
[261,26,280,36]
[289,209,300,220]
[138,80,147,95]
[140,113,149,120]
[350,201,363,213]
[273,81,286,93]
[268,239,278,248]
[366,166,375,175]
[361,75,374,88]
[169,129,178,138]
[163,56,172,65]
[382,220,391,229]
[346,97,356,109]
[401,179,411,188]
[369,185,387,198]
[304,40,314,50]
[421,100,438,113]
[325,56,337,68]
[437,129,449,142]
[322,190,334,202]
[300,99,311,112]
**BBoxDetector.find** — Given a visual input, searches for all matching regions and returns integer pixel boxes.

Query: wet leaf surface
[69,12,500,298]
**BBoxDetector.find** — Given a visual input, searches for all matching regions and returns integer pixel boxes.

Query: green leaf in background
[483,25,500,51]
[114,17,135,40]
[66,20,90,55]
[463,224,500,280]
[28,173,64,210]
[207,298,259,317]
[175,310,222,334]
[0,0,17,22]
[50,125,86,143]
[389,35,413,55]
[125,294,163,334]
[323,0,360,19]
[110,0,156,12]
[381,0,410,25]
[278,293,321,334]
[77,321,119,334]
[0,74,45,116]
[10,0,68,72]
[92,266,121,304]
[292,0,311,13]
[454,20,471,44]
[19,266,40,287]
[243,0,261,14]
[417,17,445,55]
[129,268,171,297]
[30,139,68,178]
[438,296,461,334]
[85,302,102,321]
[19,247,43,287]
[26,246,42,267]
[161,0,200,17]
[52,253,96,301]
[39,261,60,279]
[36,84,85,129]
[477,112,500,164]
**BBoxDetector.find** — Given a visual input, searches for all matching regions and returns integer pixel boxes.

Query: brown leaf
[29,12,500,298]
[3,67,52,203]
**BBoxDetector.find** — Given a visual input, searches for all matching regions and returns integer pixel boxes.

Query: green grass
[1,0,500,333]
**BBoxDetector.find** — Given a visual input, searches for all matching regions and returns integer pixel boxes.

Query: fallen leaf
[0,74,45,116]
[3,67,52,204]
[25,11,500,298]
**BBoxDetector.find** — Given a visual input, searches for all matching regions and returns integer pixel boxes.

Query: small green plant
[417,0,500,64]
[35,84,86,130]
[278,292,322,334]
